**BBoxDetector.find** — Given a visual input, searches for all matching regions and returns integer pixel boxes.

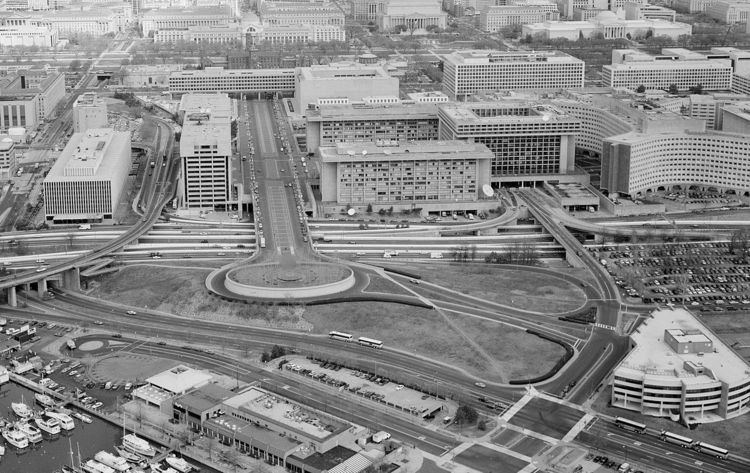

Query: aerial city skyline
[0,0,749,473]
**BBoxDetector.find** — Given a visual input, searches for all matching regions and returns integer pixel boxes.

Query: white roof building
[522,11,691,41]
[146,365,213,395]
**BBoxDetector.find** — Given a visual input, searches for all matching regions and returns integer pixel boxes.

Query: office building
[318,141,492,208]
[247,23,345,45]
[624,2,677,21]
[611,308,750,423]
[377,0,447,30]
[480,3,560,31]
[73,92,107,133]
[294,63,399,112]
[673,0,719,12]
[140,6,235,36]
[0,136,15,179]
[557,0,607,18]
[441,50,584,100]
[260,1,344,26]
[602,48,732,91]
[438,101,581,185]
[0,70,65,128]
[351,0,385,21]
[683,93,750,129]
[154,24,245,45]
[0,24,57,48]
[43,128,131,224]
[722,101,750,133]
[168,67,295,94]
[305,100,440,151]
[523,12,691,41]
[123,64,183,88]
[406,91,450,103]
[705,0,750,22]
[178,93,233,209]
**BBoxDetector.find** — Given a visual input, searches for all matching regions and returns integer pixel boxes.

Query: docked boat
[164,455,195,473]
[2,428,29,449]
[149,463,178,473]
[11,402,32,419]
[0,366,9,385]
[46,411,76,430]
[62,466,76,473]
[0,444,5,456]
[83,459,116,473]
[95,450,131,472]
[35,393,56,408]
[72,412,93,424]
[35,416,61,435]
[122,434,156,457]
[15,421,43,443]
[114,445,143,463]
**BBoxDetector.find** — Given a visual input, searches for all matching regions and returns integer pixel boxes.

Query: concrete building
[73,92,107,133]
[169,67,296,95]
[134,365,214,410]
[480,2,560,31]
[247,23,345,45]
[178,93,233,209]
[351,0,385,21]
[318,140,492,209]
[673,0,719,12]
[406,91,450,103]
[0,24,57,48]
[438,101,581,186]
[523,11,691,41]
[377,0,447,31]
[602,48,732,91]
[0,70,65,129]
[0,136,15,179]
[624,2,677,20]
[611,308,750,423]
[140,6,235,36]
[305,100,440,151]
[43,128,131,224]
[721,101,750,134]
[556,0,607,18]
[123,64,182,88]
[294,63,399,113]
[441,50,585,100]
[260,1,345,26]
[601,130,750,197]
[705,0,750,22]
[154,24,245,45]
[683,93,750,129]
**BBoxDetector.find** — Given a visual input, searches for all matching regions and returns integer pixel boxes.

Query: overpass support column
[37,278,48,297]
[7,286,17,307]
[594,234,604,244]
[63,267,81,291]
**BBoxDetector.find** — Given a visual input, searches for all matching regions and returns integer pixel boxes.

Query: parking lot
[589,241,750,312]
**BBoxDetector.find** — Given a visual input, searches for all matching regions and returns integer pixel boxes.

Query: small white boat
[2,428,28,448]
[83,459,116,473]
[123,434,156,457]
[35,393,56,408]
[34,416,61,435]
[95,450,131,472]
[11,402,32,419]
[45,411,75,430]
[165,455,195,473]
[114,445,143,463]
[72,412,93,424]
[150,463,178,473]
[15,422,42,443]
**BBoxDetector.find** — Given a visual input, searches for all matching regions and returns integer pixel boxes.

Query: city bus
[328,331,353,342]
[660,430,694,448]
[692,441,729,459]
[614,417,647,434]
[357,336,383,349]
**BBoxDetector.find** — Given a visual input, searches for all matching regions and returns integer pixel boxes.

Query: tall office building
[438,101,582,186]
[441,50,585,100]
[0,136,15,180]
[73,92,107,133]
[178,93,233,209]
[43,128,131,224]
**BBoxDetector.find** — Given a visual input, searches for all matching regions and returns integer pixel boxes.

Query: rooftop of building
[0,137,13,151]
[142,5,232,17]
[606,129,749,144]
[74,92,105,108]
[618,308,750,385]
[204,414,302,454]
[298,63,392,80]
[442,49,583,64]
[262,1,342,12]
[306,100,439,120]
[319,140,494,162]
[223,387,349,440]
[45,128,130,182]
[174,383,234,413]
[438,101,579,125]
[146,364,213,394]
[170,67,295,77]
[288,445,359,471]
[179,92,232,115]
[721,101,750,120]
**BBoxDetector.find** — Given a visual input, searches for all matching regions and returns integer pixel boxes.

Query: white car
[126,310,136,315]
[474,382,487,388]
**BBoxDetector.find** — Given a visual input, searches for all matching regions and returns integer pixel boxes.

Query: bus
[614,417,646,434]
[328,331,353,342]
[660,431,694,448]
[692,441,729,459]
[357,336,383,349]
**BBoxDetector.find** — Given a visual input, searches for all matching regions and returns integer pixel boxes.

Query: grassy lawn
[454,445,529,473]
[362,274,412,295]
[417,459,448,473]
[592,385,750,454]
[401,263,586,313]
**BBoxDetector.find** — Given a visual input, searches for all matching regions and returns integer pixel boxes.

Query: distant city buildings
[260,1,345,26]
[178,93,233,209]
[0,70,65,131]
[168,67,296,94]
[43,128,132,224]
[705,0,750,23]
[247,23,345,45]
[0,24,57,48]
[0,136,15,180]
[154,23,245,45]
[377,0,447,31]
[611,308,750,423]
[123,64,183,89]
[140,6,236,37]
[480,3,560,32]
[522,11,691,41]
[624,2,677,21]
[441,50,584,101]
[73,92,108,133]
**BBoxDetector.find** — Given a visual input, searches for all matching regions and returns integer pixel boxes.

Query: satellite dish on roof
[482,184,494,197]
[347,208,356,216]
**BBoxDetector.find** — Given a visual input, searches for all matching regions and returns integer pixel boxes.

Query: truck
[66,339,76,350]
[372,431,391,443]
[430,252,443,259]
[150,161,155,168]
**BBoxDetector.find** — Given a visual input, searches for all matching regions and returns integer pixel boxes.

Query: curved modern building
[601,130,750,197]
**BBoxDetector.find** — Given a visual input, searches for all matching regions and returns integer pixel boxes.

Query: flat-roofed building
[441,50,584,100]
[377,0,447,31]
[294,63,399,113]
[318,140,492,209]
[705,0,750,22]
[154,23,245,45]
[0,136,15,179]
[73,92,107,133]
[168,67,296,94]
[480,3,560,31]
[612,308,750,423]
[178,93,233,209]
[305,100,440,151]
[260,1,345,26]
[438,101,581,186]
[172,384,234,430]
[0,70,65,125]
[406,91,450,103]
[0,24,57,48]
[123,64,182,88]
[523,12,691,41]
[624,2,677,20]
[43,128,131,224]
[247,23,345,45]
[141,6,235,36]
[722,101,750,133]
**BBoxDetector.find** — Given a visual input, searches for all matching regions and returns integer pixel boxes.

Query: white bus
[660,431,694,448]
[692,441,729,459]
[328,331,353,342]
[358,336,383,349]
[614,417,646,434]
